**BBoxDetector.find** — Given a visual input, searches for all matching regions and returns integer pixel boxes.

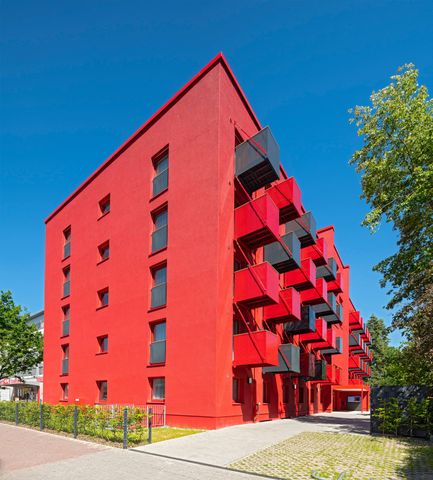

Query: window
[98,336,108,353]
[61,344,69,375]
[152,151,168,196]
[151,378,165,400]
[282,380,290,404]
[61,383,69,400]
[232,378,243,403]
[62,305,70,336]
[98,288,109,308]
[150,265,167,308]
[99,195,110,217]
[263,378,270,404]
[63,227,71,259]
[97,380,108,401]
[151,208,168,252]
[311,387,315,403]
[98,241,110,262]
[150,321,166,364]
[299,386,305,404]
[63,266,70,297]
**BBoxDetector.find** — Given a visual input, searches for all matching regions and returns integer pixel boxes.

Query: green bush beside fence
[0,401,149,445]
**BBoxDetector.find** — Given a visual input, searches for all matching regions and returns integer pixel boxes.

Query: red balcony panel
[300,238,328,267]
[298,317,327,344]
[235,194,279,248]
[266,177,303,223]
[327,272,343,294]
[349,356,360,371]
[263,287,301,323]
[234,262,280,307]
[284,258,316,291]
[233,330,279,367]
[300,278,328,305]
[327,327,336,350]
[349,311,363,330]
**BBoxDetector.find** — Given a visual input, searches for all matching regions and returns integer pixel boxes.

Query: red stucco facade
[43,54,371,429]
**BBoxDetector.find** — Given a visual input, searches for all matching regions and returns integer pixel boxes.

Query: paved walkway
[133,411,370,466]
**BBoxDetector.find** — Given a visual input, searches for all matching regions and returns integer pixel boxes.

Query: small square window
[151,378,165,400]
[98,288,109,308]
[98,335,108,353]
[98,241,110,262]
[61,383,69,400]
[97,380,108,401]
[99,195,110,217]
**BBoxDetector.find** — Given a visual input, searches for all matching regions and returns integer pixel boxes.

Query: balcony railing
[263,287,301,323]
[151,283,167,308]
[233,330,279,367]
[63,281,70,297]
[265,177,303,223]
[153,169,168,196]
[62,358,69,375]
[316,257,337,281]
[150,340,166,364]
[151,226,168,252]
[234,262,280,307]
[284,305,316,334]
[62,319,70,336]
[235,127,280,194]
[235,194,279,248]
[285,211,317,247]
[262,343,300,374]
[264,232,301,273]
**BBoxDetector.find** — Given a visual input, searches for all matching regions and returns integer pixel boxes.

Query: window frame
[61,383,69,401]
[151,377,165,401]
[97,380,108,402]
[62,265,71,298]
[97,240,110,264]
[63,226,71,259]
[98,194,111,218]
[97,287,109,309]
[151,148,169,198]
[97,335,109,354]
[150,205,168,253]
[61,305,70,337]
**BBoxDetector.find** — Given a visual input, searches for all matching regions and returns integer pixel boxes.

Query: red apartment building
[43,54,372,429]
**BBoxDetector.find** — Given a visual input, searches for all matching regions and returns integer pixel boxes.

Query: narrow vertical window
[150,321,166,364]
[97,380,108,401]
[232,378,243,403]
[98,241,110,262]
[151,208,168,253]
[98,335,108,353]
[97,288,109,308]
[61,344,69,375]
[99,195,110,217]
[152,151,168,196]
[61,383,69,400]
[151,378,165,400]
[63,227,71,259]
[62,266,70,297]
[62,305,70,336]
[150,265,167,308]
[263,378,270,404]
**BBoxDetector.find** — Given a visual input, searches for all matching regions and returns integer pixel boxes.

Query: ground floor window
[152,377,165,400]
[232,378,243,403]
[97,380,108,401]
[299,385,304,404]
[263,377,270,404]
[61,383,69,400]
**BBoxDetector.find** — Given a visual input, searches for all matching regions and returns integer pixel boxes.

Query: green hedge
[0,401,149,444]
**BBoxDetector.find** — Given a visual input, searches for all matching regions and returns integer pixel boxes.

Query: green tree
[366,314,389,385]
[0,290,43,381]
[349,64,433,372]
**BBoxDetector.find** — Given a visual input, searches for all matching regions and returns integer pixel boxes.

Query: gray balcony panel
[285,211,317,247]
[150,340,166,364]
[321,336,343,356]
[313,292,337,317]
[62,319,70,336]
[153,169,168,196]
[263,232,301,273]
[151,226,168,252]
[316,257,337,281]
[62,358,69,375]
[235,127,280,194]
[151,283,167,308]
[284,306,315,335]
[349,332,361,346]
[324,303,343,325]
[263,343,300,374]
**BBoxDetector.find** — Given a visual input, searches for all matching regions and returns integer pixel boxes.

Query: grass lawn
[142,426,204,444]
[230,432,433,480]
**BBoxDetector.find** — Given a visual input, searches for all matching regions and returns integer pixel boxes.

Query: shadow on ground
[291,413,371,435]
[396,437,433,479]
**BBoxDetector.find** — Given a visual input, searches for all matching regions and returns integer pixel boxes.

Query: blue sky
[1,0,432,345]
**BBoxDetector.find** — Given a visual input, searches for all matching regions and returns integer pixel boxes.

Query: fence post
[15,402,19,425]
[40,403,44,431]
[123,408,128,449]
[148,407,153,444]
[73,406,78,439]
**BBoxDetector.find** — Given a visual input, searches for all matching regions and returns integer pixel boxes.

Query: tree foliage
[350,64,433,371]
[0,291,43,381]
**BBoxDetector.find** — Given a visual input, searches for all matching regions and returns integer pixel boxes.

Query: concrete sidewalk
[133,411,370,466]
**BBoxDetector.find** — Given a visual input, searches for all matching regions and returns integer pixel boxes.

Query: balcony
[235,194,279,248]
[150,340,166,364]
[285,211,317,247]
[349,355,360,372]
[300,352,316,378]
[150,283,167,309]
[265,177,303,223]
[313,326,336,351]
[316,257,337,281]
[298,317,327,344]
[312,292,337,318]
[62,319,70,336]
[263,232,301,273]
[314,360,327,381]
[349,311,363,331]
[284,305,316,334]
[262,343,300,374]
[233,330,279,367]
[321,336,343,356]
[263,287,301,323]
[235,127,280,194]
[300,278,328,305]
[325,302,343,325]
[301,237,328,267]
[327,272,343,294]
[284,258,316,290]
[349,332,361,347]
[234,262,280,307]
[61,358,69,375]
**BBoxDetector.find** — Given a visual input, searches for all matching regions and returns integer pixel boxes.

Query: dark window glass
[98,381,108,401]
[150,266,167,308]
[155,154,168,174]
[99,336,108,353]
[154,266,167,286]
[232,378,243,403]
[63,227,71,258]
[98,288,109,307]
[99,242,110,261]
[99,195,110,216]
[151,209,168,252]
[152,378,165,400]
[299,386,304,404]
[62,306,70,336]
[153,322,166,342]
[152,153,169,196]
[61,383,69,400]
[282,381,290,404]
[263,379,270,404]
